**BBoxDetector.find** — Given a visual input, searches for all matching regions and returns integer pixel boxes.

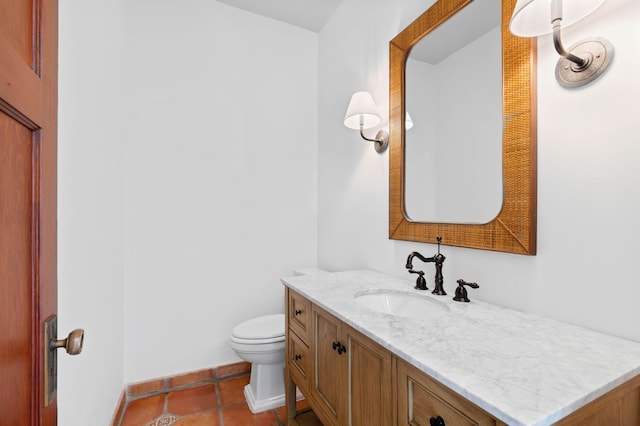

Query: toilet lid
[231,314,285,340]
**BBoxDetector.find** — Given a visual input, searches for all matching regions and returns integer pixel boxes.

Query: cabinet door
[345,325,393,426]
[312,306,345,425]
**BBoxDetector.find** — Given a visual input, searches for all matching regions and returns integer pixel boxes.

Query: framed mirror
[389,0,537,255]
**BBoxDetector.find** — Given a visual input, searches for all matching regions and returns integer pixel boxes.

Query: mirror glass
[405,0,502,223]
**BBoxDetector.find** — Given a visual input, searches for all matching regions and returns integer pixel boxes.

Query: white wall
[122,0,318,382]
[58,0,126,424]
[318,0,640,343]
[58,0,318,422]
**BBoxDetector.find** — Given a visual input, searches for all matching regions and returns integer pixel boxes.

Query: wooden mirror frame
[389,0,537,255]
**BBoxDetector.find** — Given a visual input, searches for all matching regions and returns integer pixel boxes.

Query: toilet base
[244,384,305,413]
[243,361,304,413]
[244,383,285,413]
[244,361,285,413]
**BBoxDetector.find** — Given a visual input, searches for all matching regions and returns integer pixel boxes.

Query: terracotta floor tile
[129,378,166,397]
[216,361,251,379]
[172,410,221,425]
[120,394,165,426]
[169,369,214,388]
[217,375,250,406]
[166,384,217,416]
[221,403,280,426]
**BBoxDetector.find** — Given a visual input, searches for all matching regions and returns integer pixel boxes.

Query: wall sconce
[510,0,613,88]
[344,91,389,153]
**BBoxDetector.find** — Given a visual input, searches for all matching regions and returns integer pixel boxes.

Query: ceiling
[216,0,342,32]
[410,0,500,64]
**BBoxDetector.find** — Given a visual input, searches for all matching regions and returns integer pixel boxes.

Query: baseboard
[110,361,251,424]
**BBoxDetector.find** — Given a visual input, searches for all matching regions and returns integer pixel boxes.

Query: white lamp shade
[405,112,414,130]
[510,0,606,37]
[344,91,381,130]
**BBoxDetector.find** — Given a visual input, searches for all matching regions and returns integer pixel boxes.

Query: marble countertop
[281,270,640,426]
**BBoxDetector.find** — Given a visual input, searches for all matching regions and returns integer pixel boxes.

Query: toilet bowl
[230,313,286,413]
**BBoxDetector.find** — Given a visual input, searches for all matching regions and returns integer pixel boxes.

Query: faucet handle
[453,279,479,302]
[409,269,428,290]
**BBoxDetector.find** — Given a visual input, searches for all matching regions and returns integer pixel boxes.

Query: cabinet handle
[332,341,347,354]
[294,354,302,360]
[295,309,302,316]
[430,416,445,426]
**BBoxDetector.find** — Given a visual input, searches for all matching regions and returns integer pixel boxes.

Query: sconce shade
[405,112,414,130]
[344,91,381,129]
[510,0,606,37]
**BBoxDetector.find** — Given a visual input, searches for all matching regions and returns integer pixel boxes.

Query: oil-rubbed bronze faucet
[453,279,480,302]
[405,236,446,295]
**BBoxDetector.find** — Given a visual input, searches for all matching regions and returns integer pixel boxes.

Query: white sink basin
[354,291,448,320]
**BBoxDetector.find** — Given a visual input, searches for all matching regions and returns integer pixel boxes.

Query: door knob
[44,316,84,406]
[51,328,84,355]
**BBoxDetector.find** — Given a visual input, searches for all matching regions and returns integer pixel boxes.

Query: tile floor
[113,364,321,426]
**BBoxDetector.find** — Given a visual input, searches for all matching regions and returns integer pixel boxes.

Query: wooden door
[312,306,344,425]
[0,0,59,424]
[345,325,393,426]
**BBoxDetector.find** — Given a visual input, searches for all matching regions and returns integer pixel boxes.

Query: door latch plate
[44,315,57,407]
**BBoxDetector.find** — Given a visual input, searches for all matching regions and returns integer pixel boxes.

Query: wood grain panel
[313,307,342,423]
[0,0,34,67]
[346,326,393,426]
[0,110,34,425]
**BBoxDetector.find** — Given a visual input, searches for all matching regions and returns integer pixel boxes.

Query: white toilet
[230,313,286,413]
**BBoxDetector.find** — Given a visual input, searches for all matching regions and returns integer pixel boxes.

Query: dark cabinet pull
[294,354,302,360]
[295,309,302,316]
[430,416,445,426]
[332,341,347,354]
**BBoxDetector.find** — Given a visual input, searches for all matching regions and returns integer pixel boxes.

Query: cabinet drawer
[397,360,498,426]
[288,289,311,344]
[288,330,310,387]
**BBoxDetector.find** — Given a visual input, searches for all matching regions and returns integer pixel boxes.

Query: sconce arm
[358,124,389,153]
[359,125,382,143]
[552,21,587,68]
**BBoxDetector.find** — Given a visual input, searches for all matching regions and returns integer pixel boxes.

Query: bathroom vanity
[282,270,640,425]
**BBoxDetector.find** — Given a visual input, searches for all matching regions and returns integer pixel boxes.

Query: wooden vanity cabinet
[285,289,640,426]
[285,288,392,426]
